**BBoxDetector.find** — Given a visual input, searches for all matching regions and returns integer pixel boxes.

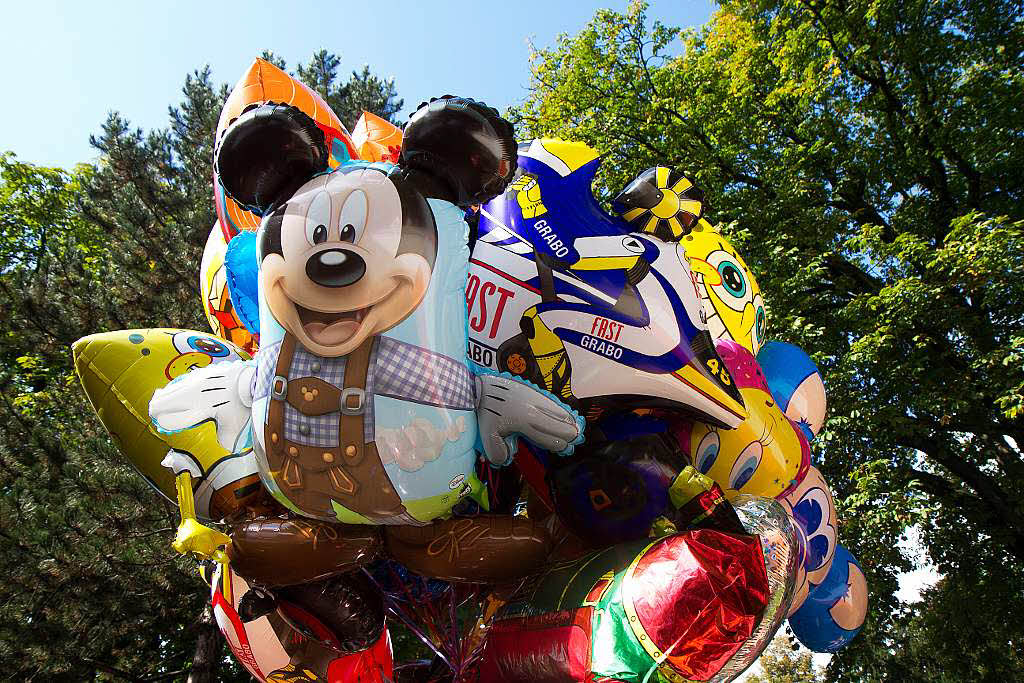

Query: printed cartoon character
[676,340,811,500]
[149,99,579,603]
[681,220,768,355]
[73,328,267,530]
[469,139,746,429]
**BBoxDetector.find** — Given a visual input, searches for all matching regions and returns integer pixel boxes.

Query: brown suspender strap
[266,334,297,458]
[338,337,375,465]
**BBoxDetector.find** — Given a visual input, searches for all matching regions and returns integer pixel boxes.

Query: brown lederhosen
[264,335,409,523]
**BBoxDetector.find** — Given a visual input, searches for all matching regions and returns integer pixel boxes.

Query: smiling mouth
[295,303,370,346]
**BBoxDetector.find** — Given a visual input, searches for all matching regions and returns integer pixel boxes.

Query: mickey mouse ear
[214,103,329,216]
[400,96,517,207]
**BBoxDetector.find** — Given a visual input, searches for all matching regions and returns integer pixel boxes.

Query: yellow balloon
[681,220,768,355]
[73,328,262,521]
[682,381,811,501]
[200,224,258,355]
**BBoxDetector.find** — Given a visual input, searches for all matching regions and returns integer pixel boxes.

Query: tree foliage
[747,634,823,683]
[0,52,403,681]
[514,1,1024,680]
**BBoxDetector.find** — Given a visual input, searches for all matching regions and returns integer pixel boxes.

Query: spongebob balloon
[73,329,266,522]
[680,220,767,355]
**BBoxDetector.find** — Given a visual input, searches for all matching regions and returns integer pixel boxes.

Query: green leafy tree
[0,51,405,680]
[295,49,404,129]
[514,1,1024,680]
[747,634,824,683]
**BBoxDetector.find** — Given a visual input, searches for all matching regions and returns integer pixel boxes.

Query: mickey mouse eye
[694,430,720,474]
[729,441,763,490]
[305,191,332,247]
[338,189,367,244]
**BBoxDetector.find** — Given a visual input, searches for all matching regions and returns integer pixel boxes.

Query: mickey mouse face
[258,168,435,357]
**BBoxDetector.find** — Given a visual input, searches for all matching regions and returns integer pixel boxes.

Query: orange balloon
[351,111,404,163]
[214,58,358,238]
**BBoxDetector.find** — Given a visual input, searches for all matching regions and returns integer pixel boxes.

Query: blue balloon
[757,341,826,440]
[788,544,868,652]
[223,230,261,337]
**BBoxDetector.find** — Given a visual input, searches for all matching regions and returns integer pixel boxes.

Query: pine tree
[0,52,404,680]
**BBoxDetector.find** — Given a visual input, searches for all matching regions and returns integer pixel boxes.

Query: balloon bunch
[72,58,865,683]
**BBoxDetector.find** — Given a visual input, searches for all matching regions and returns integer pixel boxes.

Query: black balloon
[400,96,517,207]
[215,103,329,214]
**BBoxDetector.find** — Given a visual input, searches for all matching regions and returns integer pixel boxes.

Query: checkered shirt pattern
[258,335,475,449]
[284,345,374,447]
[374,336,476,410]
[252,341,282,402]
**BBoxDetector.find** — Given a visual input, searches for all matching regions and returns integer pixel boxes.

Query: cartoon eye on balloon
[694,429,720,475]
[792,486,837,577]
[166,331,240,379]
[729,439,764,491]
[706,250,751,310]
[689,244,767,355]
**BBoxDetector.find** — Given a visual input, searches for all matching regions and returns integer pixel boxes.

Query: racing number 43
[705,357,732,386]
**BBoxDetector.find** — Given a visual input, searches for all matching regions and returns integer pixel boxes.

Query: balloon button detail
[310,362,321,373]
[271,432,279,443]
[322,452,334,463]
[345,445,357,458]
[288,446,298,457]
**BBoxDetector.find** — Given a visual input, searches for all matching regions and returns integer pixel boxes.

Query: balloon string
[361,568,454,672]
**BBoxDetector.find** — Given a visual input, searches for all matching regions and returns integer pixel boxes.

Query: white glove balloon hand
[475,374,582,467]
[149,359,254,453]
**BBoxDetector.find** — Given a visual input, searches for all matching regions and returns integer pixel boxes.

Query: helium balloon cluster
[72,58,865,683]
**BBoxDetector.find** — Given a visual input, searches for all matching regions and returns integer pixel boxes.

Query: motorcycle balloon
[468,138,746,429]
[788,544,868,652]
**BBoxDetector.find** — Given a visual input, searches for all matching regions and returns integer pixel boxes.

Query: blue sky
[1,1,714,169]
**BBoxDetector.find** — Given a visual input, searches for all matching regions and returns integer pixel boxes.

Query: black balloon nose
[305,249,366,288]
